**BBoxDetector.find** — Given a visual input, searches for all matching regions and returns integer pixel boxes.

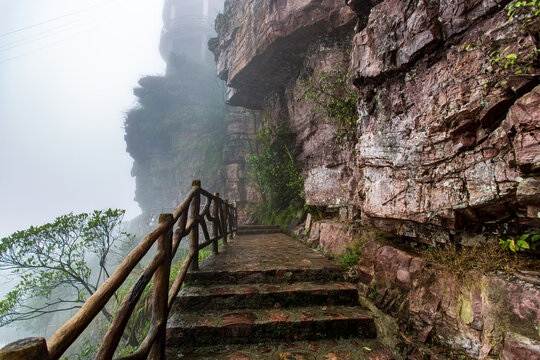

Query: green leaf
[517,240,530,249]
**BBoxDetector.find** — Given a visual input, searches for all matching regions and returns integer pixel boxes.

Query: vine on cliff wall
[247,121,305,227]
[302,69,358,142]
[458,0,539,90]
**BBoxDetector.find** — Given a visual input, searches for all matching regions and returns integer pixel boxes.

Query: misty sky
[0,0,166,238]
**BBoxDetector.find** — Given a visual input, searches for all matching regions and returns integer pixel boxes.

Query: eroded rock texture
[221,108,264,222]
[212,0,356,109]
[355,239,540,359]
[350,0,540,241]
[213,0,540,241]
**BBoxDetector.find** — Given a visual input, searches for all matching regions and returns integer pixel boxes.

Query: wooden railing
[0,180,237,360]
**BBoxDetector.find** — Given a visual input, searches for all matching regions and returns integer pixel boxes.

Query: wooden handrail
[0,180,237,360]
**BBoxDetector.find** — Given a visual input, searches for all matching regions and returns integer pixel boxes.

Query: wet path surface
[166,338,394,359]
[183,233,344,284]
[166,231,394,359]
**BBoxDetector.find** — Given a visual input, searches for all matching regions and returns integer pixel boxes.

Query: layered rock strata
[355,239,540,359]
[211,0,540,242]
[221,108,263,222]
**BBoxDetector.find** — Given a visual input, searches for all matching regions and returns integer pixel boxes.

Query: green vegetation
[0,209,132,328]
[508,0,540,29]
[335,253,361,266]
[333,228,392,267]
[0,207,224,358]
[367,283,378,301]
[458,0,539,87]
[247,121,306,228]
[302,69,358,142]
[499,233,540,252]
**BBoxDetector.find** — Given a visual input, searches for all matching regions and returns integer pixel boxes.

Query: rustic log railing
[0,180,237,360]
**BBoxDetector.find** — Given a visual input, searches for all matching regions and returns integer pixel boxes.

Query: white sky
[0,0,166,238]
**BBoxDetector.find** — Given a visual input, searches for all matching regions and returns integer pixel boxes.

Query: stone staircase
[165,227,393,359]
[236,224,283,236]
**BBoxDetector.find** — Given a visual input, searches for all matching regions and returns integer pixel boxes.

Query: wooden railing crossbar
[4,180,238,360]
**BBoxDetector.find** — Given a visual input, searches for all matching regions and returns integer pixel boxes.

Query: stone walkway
[165,228,393,359]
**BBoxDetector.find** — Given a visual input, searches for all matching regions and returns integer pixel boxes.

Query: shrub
[247,122,305,227]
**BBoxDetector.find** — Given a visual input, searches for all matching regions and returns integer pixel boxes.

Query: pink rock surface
[317,220,359,255]
[357,240,540,358]
[211,0,356,108]
[501,332,540,360]
[213,0,540,235]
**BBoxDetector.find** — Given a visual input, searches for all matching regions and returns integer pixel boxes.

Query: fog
[0,0,165,239]
[0,0,165,345]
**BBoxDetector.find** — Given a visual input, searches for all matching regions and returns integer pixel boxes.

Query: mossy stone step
[173,281,359,312]
[184,233,344,286]
[166,234,390,357]
[237,225,283,235]
[184,267,345,286]
[166,338,395,359]
[166,305,376,347]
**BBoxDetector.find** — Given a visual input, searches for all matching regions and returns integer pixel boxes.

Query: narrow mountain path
[165,226,394,359]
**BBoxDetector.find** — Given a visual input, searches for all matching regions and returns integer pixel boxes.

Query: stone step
[238,224,282,230]
[166,305,376,347]
[173,281,359,312]
[237,225,283,235]
[184,266,344,286]
[184,233,344,285]
[166,337,395,359]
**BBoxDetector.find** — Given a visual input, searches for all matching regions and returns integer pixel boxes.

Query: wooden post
[211,193,219,255]
[190,180,201,271]
[231,202,235,236]
[232,204,237,236]
[0,338,48,360]
[235,206,238,233]
[220,199,228,245]
[225,200,231,236]
[148,214,173,360]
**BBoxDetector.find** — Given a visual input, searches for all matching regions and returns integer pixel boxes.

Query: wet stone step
[174,281,359,312]
[185,234,343,284]
[166,305,376,347]
[237,226,283,235]
[237,225,283,231]
[166,338,395,359]
[237,229,284,236]
[184,267,345,286]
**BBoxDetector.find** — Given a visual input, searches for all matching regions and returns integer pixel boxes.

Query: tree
[0,209,132,327]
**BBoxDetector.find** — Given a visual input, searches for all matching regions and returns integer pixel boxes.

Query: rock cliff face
[125,59,228,213]
[349,0,540,243]
[355,239,540,359]
[211,0,356,109]
[212,0,540,243]
[212,0,539,357]
[221,108,263,221]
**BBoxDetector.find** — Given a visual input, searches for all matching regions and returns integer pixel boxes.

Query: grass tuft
[424,242,540,280]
